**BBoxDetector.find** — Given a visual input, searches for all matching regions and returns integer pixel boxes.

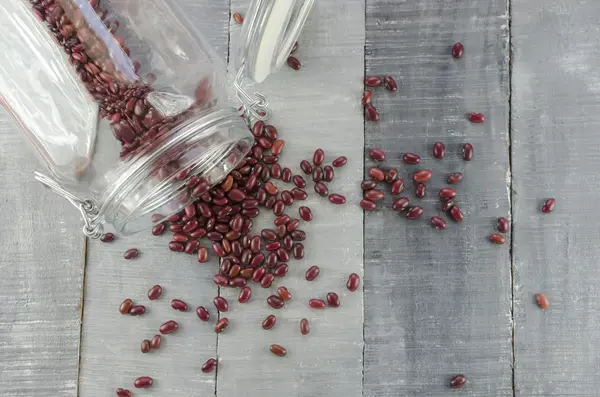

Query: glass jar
[0,0,313,237]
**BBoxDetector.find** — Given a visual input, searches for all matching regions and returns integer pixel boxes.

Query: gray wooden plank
[511,1,600,395]
[215,1,365,396]
[77,1,228,395]
[0,116,84,396]
[363,1,512,395]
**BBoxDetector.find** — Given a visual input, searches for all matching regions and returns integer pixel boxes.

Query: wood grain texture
[77,1,227,395]
[512,1,600,395]
[363,1,512,395]
[215,1,365,396]
[0,115,84,396]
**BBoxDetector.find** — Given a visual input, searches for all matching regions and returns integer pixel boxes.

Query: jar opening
[97,107,252,234]
[238,0,314,83]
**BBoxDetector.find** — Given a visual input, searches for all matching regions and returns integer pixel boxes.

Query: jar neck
[97,107,252,235]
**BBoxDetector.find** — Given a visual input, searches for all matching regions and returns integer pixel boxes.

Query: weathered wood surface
[363,1,512,395]
[216,1,365,396]
[77,1,227,396]
[0,116,84,396]
[511,1,600,395]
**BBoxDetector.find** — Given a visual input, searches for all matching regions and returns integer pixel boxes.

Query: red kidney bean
[433,141,446,159]
[497,217,509,233]
[282,167,292,182]
[297,206,312,222]
[305,265,320,281]
[169,241,184,252]
[536,293,549,309]
[361,199,377,211]
[262,314,277,330]
[413,170,432,183]
[292,188,308,200]
[489,234,505,244]
[265,125,279,140]
[173,232,189,242]
[202,358,217,373]
[116,388,131,397]
[267,295,285,309]
[197,247,209,263]
[100,233,115,242]
[415,183,426,198]
[262,229,278,241]
[293,175,306,188]
[220,259,232,275]
[468,112,484,123]
[208,231,224,241]
[332,156,348,167]
[439,188,457,198]
[134,376,153,388]
[264,182,279,196]
[430,216,447,230]
[369,148,386,161]
[369,168,385,181]
[309,299,326,309]
[300,160,313,175]
[291,40,299,54]
[287,219,300,233]
[266,241,281,252]
[233,12,244,24]
[238,286,252,303]
[212,242,226,257]
[362,90,373,105]
[159,320,179,334]
[347,273,361,292]
[229,277,247,287]
[406,206,424,220]
[327,292,340,307]
[124,248,139,260]
[392,197,410,211]
[150,335,161,349]
[267,252,279,268]
[383,75,398,91]
[252,266,267,282]
[300,318,310,335]
[265,197,276,211]
[119,299,133,315]
[250,236,261,253]
[171,299,188,312]
[386,168,398,183]
[271,140,285,156]
[270,163,282,179]
[185,240,200,254]
[463,143,474,160]
[196,306,210,322]
[141,339,151,353]
[292,244,303,260]
[541,198,556,213]
[329,194,346,205]
[287,56,301,70]
[169,224,184,233]
[365,105,380,121]
[270,344,287,357]
[228,188,246,202]
[314,182,329,197]
[313,149,325,166]
[450,375,466,389]
[321,166,334,183]
[442,198,455,212]
[147,285,162,301]
[291,230,306,241]
[191,228,207,239]
[130,305,146,316]
[281,191,294,206]
[152,223,166,236]
[403,153,421,165]
[274,286,290,302]
[451,42,464,58]
[275,215,291,226]
[391,179,405,195]
[450,205,464,222]
[215,318,229,333]
[260,273,275,288]
[241,268,254,279]
[447,172,463,184]
[274,263,288,277]
[258,137,272,150]
[365,76,382,87]
[361,180,377,190]
[213,296,228,312]
[364,189,384,201]
[312,166,323,183]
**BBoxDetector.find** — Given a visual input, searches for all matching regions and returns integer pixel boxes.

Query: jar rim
[97,107,252,234]
[237,0,314,84]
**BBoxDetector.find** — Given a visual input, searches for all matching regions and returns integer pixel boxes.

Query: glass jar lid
[237,0,314,84]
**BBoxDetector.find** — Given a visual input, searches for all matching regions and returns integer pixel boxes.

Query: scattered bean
[347,273,361,292]
[536,293,549,309]
[141,339,151,353]
[415,183,426,198]
[497,217,509,233]
[433,142,446,159]
[305,265,320,281]
[369,148,386,161]
[233,12,244,24]
[124,248,139,260]
[269,344,287,357]
[267,295,285,309]
[403,153,421,165]
[489,234,505,244]
[277,286,292,301]
[171,299,188,311]
[392,197,410,211]
[159,320,179,334]
[130,305,146,316]
[150,335,161,349]
[365,76,382,87]
[287,56,301,70]
[262,315,276,330]
[413,170,432,183]
[327,292,340,307]
[450,375,466,389]
[213,297,229,312]
[541,198,556,213]
[133,376,153,389]
[300,318,310,335]
[430,216,447,230]
[309,299,327,309]
[100,233,115,242]
[463,143,474,161]
[332,156,348,167]
[215,318,229,333]
[450,205,464,222]
[447,172,463,184]
[468,113,484,123]
[406,206,424,220]
[119,299,133,315]
[328,194,346,205]
[383,75,398,91]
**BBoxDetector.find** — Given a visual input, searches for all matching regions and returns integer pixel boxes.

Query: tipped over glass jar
[0,0,313,237]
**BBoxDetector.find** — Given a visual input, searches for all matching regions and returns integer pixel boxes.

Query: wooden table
[1,0,597,395]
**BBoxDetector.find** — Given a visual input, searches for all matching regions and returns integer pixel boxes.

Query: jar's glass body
[0,0,252,235]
